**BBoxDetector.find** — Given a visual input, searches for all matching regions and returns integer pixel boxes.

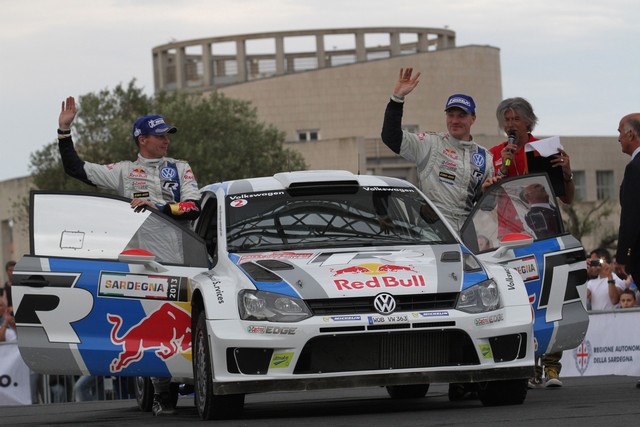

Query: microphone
[504,131,517,167]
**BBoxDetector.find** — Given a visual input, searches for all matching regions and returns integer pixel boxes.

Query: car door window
[31,191,208,267]
[194,194,218,265]
[460,173,564,253]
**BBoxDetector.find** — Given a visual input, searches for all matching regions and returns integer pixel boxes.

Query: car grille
[306,292,458,315]
[294,329,478,374]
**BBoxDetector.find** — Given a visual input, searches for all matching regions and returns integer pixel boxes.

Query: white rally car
[13,170,585,419]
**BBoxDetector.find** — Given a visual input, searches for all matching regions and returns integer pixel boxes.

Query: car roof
[200,170,416,197]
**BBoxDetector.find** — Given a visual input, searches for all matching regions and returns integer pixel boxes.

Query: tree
[29,80,306,191]
[560,198,618,250]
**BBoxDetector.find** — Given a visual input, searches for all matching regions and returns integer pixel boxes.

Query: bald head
[618,113,640,156]
[522,183,549,204]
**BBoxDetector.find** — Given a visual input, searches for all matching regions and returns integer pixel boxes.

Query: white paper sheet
[524,135,564,157]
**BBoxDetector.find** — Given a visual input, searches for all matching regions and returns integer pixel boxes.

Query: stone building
[151,27,625,250]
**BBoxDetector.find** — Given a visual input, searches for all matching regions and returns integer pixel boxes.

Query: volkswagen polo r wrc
[13,170,587,419]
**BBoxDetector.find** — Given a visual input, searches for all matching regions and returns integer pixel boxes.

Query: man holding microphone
[489,97,575,389]
[490,97,575,204]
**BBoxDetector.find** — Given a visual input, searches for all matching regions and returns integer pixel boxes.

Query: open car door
[460,173,588,356]
[12,191,208,378]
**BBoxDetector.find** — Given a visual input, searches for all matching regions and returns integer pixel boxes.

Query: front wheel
[193,310,245,420]
[478,379,527,406]
[386,384,430,399]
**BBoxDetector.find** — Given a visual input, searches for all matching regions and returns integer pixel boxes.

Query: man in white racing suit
[381,68,496,232]
[57,96,200,416]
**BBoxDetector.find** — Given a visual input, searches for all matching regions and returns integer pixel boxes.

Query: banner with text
[0,342,31,405]
[561,310,640,377]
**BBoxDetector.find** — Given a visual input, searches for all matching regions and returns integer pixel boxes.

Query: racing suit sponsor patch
[438,171,456,184]
[160,167,177,180]
[162,181,179,190]
[133,192,150,199]
[183,169,195,181]
[169,201,199,216]
[129,168,147,179]
[442,148,459,160]
[472,152,486,168]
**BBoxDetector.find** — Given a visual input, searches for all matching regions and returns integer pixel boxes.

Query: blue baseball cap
[444,94,476,115]
[132,115,177,140]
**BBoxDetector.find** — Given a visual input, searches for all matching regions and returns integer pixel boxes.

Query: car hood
[230,245,484,299]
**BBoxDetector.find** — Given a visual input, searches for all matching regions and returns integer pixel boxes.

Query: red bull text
[334,275,426,290]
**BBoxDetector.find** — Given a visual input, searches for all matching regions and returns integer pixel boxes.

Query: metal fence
[34,375,134,404]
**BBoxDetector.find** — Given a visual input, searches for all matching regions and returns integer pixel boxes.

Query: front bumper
[208,305,534,395]
[213,366,535,395]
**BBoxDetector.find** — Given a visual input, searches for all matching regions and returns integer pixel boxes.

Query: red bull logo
[330,263,425,291]
[107,303,191,373]
[177,201,199,213]
[331,263,417,276]
[129,168,147,179]
[442,148,459,160]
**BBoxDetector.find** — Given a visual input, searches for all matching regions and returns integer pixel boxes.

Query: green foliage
[561,198,618,250]
[29,80,306,191]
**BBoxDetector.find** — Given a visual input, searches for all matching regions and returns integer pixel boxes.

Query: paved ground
[2,375,639,426]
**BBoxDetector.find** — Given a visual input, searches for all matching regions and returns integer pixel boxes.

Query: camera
[589,259,603,267]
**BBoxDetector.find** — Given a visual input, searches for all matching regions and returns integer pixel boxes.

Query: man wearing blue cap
[381,68,495,231]
[57,96,200,221]
[57,96,199,416]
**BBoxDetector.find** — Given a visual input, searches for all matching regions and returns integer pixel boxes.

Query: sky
[1,0,639,181]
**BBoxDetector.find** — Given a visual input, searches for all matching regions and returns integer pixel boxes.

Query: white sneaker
[528,377,544,389]
[545,377,563,387]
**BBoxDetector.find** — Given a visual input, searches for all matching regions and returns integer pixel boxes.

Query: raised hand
[59,96,77,130]
[393,68,421,99]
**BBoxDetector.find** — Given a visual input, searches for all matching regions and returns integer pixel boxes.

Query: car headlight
[456,279,501,313]
[239,290,312,322]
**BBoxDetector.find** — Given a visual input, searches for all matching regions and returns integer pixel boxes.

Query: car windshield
[225,185,456,252]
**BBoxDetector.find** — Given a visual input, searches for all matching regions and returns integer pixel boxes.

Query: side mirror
[118,248,167,272]
[493,233,534,259]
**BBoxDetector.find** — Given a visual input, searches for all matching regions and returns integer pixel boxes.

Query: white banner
[561,310,640,377]
[0,342,32,405]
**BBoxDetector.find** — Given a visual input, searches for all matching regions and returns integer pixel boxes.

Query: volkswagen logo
[373,293,396,315]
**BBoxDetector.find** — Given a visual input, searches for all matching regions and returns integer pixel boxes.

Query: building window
[573,170,586,201]
[596,170,614,201]
[298,130,319,142]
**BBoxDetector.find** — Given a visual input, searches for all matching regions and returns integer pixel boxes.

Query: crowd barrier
[561,308,640,377]
[1,341,133,406]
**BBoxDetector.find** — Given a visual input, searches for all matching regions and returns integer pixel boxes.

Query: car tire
[134,376,153,412]
[478,379,528,406]
[385,384,430,399]
[194,310,245,420]
[448,383,467,401]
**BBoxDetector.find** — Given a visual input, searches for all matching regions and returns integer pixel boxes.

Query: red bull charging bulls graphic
[330,263,426,291]
[107,303,192,373]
